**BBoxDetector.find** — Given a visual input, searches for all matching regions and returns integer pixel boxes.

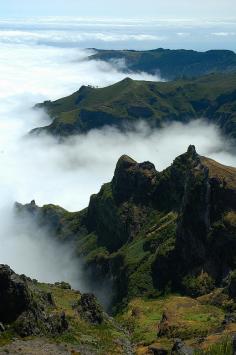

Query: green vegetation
[15,147,236,353]
[33,72,236,139]
[117,296,224,345]
[195,338,233,355]
[89,48,236,80]
[0,279,131,354]
[16,147,236,310]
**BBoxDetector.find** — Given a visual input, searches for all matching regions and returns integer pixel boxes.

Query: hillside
[32,73,236,139]
[89,48,236,80]
[0,265,132,354]
[14,146,236,353]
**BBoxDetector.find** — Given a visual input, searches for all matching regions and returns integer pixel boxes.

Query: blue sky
[1,0,235,18]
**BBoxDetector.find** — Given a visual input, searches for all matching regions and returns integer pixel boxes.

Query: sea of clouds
[0,19,235,299]
[0,16,235,50]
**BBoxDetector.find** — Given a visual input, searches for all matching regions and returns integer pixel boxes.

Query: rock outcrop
[112,155,157,204]
[171,339,193,355]
[0,265,68,337]
[0,265,32,323]
[76,293,104,325]
[16,147,236,306]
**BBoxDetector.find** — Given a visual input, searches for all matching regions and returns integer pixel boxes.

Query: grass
[117,295,225,346]
[89,48,236,80]
[30,283,129,354]
[33,72,236,139]
[195,338,233,355]
[201,157,236,190]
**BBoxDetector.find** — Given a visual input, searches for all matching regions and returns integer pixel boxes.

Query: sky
[1,0,235,18]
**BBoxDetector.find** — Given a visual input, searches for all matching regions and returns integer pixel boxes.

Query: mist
[0,28,236,301]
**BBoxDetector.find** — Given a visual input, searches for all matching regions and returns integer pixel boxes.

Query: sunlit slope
[33,73,236,139]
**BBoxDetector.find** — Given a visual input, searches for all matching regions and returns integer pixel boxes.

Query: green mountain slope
[17,146,236,304]
[15,146,236,353]
[89,48,236,80]
[32,73,236,139]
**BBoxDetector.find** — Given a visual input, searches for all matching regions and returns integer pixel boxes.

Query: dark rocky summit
[14,146,236,353]
[16,146,236,307]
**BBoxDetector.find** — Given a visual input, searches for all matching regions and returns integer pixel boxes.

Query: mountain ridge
[32,72,236,139]
[16,146,236,302]
[88,48,236,80]
[14,146,236,353]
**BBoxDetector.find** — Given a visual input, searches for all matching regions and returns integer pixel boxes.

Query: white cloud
[0,17,235,51]
[0,40,162,295]
[176,32,190,37]
[0,22,235,299]
[0,29,166,46]
[212,32,236,36]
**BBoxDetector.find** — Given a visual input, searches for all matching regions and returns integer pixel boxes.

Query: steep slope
[15,147,236,353]
[16,147,236,306]
[89,48,236,80]
[32,73,236,139]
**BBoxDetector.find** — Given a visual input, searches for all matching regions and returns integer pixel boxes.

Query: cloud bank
[0,17,235,50]
[0,26,235,302]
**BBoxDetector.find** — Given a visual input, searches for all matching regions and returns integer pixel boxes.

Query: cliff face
[16,147,236,306]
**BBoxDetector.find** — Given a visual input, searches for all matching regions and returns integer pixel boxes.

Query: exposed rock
[47,311,69,334]
[112,155,157,204]
[0,264,32,323]
[13,304,68,338]
[55,281,72,290]
[222,312,236,326]
[171,339,194,355]
[149,344,168,354]
[228,271,236,299]
[77,293,104,324]
[16,147,236,307]
[158,311,171,337]
[175,147,210,271]
[0,323,5,332]
[0,265,68,337]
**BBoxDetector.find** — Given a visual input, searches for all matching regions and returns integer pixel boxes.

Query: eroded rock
[171,339,194,355]
[77,293,104,325]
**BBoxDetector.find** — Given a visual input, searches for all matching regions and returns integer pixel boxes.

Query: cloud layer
[0,27,235,298]
[0,17,235,50]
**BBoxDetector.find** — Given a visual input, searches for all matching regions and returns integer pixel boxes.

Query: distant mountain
[32,73,236,139]
[16,147,236,352]
[89,48,236,80]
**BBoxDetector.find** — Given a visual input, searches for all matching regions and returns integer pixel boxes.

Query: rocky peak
[15,200,39,216]
[112,155,157,204]
[187,144,197,157]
